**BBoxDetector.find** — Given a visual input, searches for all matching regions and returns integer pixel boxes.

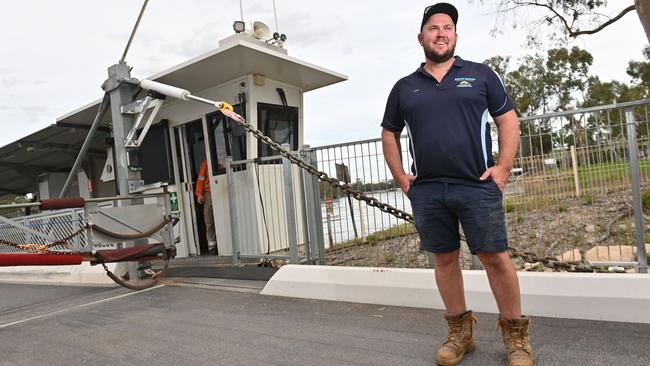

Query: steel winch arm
[138,79,234,113]
[121,79,233,149]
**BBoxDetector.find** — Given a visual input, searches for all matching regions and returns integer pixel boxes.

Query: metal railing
[224,147,325,265]
[0,193,174,254]
[0,207,87,253]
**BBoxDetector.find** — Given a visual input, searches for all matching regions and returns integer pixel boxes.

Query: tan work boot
[435,310,477,366]
[497,316,535,366]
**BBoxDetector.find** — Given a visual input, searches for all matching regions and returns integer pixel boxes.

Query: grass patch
[367,223,416,242]
[504,196,570,213]
[327,223,416,252]
[577,160,650,183]
[642,190,650,211]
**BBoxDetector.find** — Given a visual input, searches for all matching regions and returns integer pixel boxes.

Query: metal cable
[120,0,150,63]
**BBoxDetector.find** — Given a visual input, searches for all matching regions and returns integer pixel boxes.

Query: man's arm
[195,160,208,204]
[479,109,520,190]
[382,128,416,193]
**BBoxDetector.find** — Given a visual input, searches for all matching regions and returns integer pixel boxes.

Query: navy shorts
[408,181,507,254]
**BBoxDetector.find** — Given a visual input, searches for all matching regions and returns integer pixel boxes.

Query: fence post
[427,253,436,269]
[311,150,326,264]
[359,200,367,242]
[282,144,299,264]
[471,254,481,270]
[226,157,241,265]
[303,147,327,264]
[300,145,315,263]
[625,108,648,273]
[570,145,580,197]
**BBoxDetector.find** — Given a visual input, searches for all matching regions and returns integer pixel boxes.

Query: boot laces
[444,319,465,347]
[506,324,531,354]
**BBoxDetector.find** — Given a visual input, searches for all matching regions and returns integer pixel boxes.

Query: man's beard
[424,42,455,63]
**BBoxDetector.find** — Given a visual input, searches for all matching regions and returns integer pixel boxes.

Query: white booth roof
[57,34,348,127]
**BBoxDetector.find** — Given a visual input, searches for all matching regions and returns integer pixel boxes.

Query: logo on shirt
[455,77,475,88]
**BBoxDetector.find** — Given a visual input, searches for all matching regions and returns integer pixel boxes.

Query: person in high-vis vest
[195,159,217,255]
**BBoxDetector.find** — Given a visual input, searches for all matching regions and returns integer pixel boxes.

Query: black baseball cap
[421,3,458,31]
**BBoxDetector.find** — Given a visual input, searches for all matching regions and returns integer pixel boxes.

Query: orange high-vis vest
[195,160,211,198]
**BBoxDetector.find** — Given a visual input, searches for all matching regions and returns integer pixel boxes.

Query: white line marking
[0,284,165,329]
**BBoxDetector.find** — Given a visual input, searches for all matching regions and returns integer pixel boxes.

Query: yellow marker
[219,101,234,114]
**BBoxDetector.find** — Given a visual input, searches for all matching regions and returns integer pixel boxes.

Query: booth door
[171,120,207,256]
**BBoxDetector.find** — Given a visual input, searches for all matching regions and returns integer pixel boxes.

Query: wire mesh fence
[0,207,87,253]
[313,138,415,247]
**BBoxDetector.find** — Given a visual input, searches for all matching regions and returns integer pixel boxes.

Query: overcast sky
[0,0,647,148]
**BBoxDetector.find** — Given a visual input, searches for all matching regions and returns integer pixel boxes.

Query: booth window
[138,120,174,184]
[206,104,247,175]
[257,102,299,158]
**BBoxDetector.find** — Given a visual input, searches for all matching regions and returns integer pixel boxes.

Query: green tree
[580,47,650,148]
[478,0,649,43]
[626,45,650,98]
[486,46,594,158]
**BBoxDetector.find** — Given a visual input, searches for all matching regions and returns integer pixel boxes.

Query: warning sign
[325,196,333,215]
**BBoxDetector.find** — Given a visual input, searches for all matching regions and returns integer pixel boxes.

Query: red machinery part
[40,197,85,210]
[0,253,83,266]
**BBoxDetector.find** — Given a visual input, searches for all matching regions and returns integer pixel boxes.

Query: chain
[222,109,615,273]
[0,224,87,255]
[224,111,414,223]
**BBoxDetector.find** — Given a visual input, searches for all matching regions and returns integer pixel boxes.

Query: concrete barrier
[0,262,116,286]
[261,265,650,324]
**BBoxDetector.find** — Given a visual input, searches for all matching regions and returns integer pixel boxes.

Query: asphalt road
[1,281,649,366]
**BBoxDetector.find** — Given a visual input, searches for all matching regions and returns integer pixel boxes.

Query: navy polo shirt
[381,56,515,184]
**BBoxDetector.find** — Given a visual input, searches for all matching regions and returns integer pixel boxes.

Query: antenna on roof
[239,0,244,21]
[272,0,279,33]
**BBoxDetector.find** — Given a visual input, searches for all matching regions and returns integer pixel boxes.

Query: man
[380,3,534,366]
[195,159,217,255]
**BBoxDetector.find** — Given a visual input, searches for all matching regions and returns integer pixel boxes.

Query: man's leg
[433,249,477,366]
[455,181,533,365]
[434,249,466,315]
[477,251,534,366]
[475,251,520,319]
[410,182,476,365]
[203,193,217,254]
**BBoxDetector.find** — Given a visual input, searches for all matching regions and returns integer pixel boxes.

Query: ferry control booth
[7,32,347,259]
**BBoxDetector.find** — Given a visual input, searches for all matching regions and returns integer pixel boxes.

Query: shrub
[642,190,650,211]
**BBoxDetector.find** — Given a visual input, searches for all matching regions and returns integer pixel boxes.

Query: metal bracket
[122,96,164,148]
